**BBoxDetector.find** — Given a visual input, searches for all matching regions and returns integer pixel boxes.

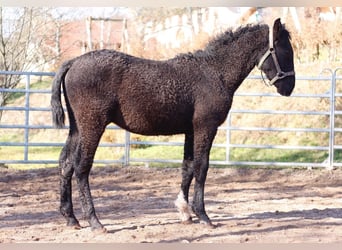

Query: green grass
[131,145,183,160]
[0,131,24,142]
[130,145,329,164]
[1,139,331,170]
[332,150,342,163]
[0,146,25,161]
[229,148,328,163]
[30,80,52,90]
[6,80,52,104]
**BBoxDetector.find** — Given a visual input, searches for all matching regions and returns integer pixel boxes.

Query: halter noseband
[257,27,295,87]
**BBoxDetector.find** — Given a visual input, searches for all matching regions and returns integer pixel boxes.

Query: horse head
[258,18,295,96]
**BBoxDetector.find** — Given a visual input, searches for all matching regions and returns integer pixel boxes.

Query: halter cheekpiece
[257,26,295,86]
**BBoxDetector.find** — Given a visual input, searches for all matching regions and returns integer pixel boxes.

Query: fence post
[124,131,130,166]
[24,75,31,161]
[331,68,342,169]
[327,69,336,170]
[320,68,335,170]
[226,112,232,164]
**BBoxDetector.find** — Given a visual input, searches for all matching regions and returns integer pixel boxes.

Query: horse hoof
[200,220,216,229]
[67,221,82,230]
[73,224,82,230]
[181,218,193,225]
[92,227,108,234]
[207,223,217,229]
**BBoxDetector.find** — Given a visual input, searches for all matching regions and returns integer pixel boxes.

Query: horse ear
[273,18,282,42]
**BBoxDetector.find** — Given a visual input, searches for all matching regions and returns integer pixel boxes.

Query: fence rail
[1,69,341,169]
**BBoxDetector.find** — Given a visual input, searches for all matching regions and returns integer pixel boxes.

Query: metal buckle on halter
[257,28,295,87]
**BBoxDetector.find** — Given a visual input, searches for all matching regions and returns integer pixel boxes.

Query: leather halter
[257,27,295,86]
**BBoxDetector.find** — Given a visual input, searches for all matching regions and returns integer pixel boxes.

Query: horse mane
[205,23,269,52]
[173,23,270,62]
[172,22,291,66]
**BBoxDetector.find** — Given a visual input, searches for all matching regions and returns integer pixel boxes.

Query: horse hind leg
[73,118,108,232]
[175,133,194,224]
[59,132,81,229]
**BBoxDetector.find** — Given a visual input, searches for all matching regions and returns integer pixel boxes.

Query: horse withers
[51,18,295,232]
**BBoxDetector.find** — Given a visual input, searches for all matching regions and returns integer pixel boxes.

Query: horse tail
[51,59,74,128]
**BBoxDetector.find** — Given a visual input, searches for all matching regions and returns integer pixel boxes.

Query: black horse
[51,18,295,232]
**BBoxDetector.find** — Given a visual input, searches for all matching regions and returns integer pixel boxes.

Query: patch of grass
[127,143,329,167]
[0,124,335,170]
[333,150,342,163]
[0,146,25,161]
[0,131,24,142]
[130,145,183,160]
[30,80,51,90]
[0,143,332,170]
[6,80,51,104]
[94,146,126,162]
[229,148,327,163]
[28,146,63,158]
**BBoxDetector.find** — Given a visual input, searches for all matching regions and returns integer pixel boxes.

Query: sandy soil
[1,165,342,243]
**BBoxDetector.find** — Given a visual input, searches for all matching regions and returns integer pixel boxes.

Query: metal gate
[0,69,341,169]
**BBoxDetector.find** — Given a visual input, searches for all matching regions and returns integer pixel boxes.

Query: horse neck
[209,26,269,92]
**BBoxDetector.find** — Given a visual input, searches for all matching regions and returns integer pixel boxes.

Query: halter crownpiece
[257,25,295,86]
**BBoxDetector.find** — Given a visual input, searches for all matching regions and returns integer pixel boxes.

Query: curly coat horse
[51,18,295,232]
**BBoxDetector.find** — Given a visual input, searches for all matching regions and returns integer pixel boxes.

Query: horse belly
[114,106,192,136]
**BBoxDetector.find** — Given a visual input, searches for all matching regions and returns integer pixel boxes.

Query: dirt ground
[1,165,342,243]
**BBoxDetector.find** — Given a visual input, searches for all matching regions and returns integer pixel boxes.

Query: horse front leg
[175,133,194,224]
[191,127,217,227]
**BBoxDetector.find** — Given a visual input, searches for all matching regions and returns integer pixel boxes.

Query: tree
[1,7,31,119]
[0,7,68,120]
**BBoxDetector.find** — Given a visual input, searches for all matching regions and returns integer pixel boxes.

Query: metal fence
[0,69,341,169]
